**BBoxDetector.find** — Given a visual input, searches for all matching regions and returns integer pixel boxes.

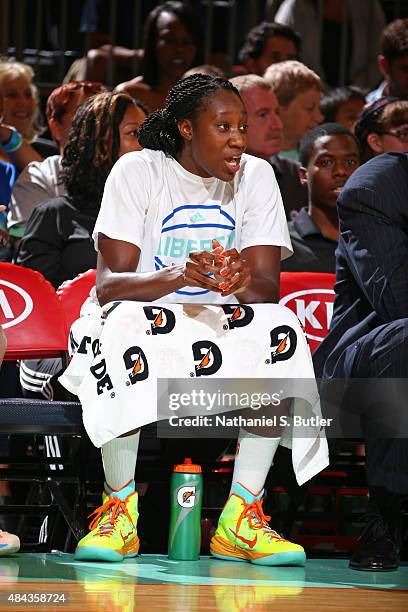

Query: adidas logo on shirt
[190,212,205,223]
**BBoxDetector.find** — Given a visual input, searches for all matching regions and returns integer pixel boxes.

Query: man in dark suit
[314,152,408,571]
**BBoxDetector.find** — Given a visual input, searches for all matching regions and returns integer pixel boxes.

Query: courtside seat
[1,263,68,360]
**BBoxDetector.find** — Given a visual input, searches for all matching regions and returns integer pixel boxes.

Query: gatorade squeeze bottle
[168,457,203,560]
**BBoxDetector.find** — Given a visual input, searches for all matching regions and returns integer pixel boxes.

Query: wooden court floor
[0,554,407,611]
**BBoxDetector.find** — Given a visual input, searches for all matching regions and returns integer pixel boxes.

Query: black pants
[325,319,408,494]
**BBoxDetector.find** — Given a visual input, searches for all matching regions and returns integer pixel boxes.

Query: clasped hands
[183,239,251,297]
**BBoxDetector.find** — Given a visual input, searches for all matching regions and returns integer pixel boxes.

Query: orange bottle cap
[173,457,202,473]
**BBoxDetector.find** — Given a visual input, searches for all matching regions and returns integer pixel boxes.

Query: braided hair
[138,74,241,158]
[62,92,147,211]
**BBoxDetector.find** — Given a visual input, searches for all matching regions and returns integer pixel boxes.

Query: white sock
[101,431,140,490]
[230,429,280,496]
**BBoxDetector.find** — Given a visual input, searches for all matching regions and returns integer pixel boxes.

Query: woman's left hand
[213,246,252,297]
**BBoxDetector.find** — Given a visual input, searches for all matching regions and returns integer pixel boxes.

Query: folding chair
[0,262,87,551]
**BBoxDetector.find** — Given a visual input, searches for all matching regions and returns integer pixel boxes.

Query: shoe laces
[236,498,284,542]
[87,496,134,537]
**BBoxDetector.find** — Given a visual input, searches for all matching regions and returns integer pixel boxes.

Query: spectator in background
[282,123,360,273]
[320,86,366,131]
[355,97,408,163]
[367,19,408,103]
[264,60,322,161]
[17,92,147,400]
[1,120,54,260]
[115,1,203,112]
[239,21,300,75]
[69,0,156,85]
[68,1,232,86]
[8,81,107,245]
[270,0,385,89]
[231,74,307,220]
[0,60,57,160]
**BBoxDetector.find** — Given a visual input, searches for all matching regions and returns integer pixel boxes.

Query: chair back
[0,263,68,360]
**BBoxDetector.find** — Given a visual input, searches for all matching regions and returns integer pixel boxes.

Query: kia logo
[0,280,33,329]
[280,288,335,342]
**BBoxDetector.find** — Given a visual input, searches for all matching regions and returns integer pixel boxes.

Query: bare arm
[235,245,281,303]
[215,244,281,304]
[96,234,224,306]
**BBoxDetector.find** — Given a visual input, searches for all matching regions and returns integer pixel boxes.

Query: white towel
[59,302,329,485]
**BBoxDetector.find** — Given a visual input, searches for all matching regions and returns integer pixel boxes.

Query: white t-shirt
[93,149,292,304]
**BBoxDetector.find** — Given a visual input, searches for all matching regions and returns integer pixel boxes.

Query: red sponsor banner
[279,272,336,353]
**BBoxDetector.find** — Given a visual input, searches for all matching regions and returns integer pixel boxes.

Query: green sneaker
[75,480,139,562]
[211,482,306,566]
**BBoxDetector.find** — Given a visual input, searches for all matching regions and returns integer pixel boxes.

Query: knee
[384,318,408,351]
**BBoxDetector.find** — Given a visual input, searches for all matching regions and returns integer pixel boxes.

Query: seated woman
[355,97,408,162]
[0,60,56,162]
[0,119,54,261]
[17,91,147,399]
[0,60,50,179]
[60,74,328,565]
[115,1,203,112]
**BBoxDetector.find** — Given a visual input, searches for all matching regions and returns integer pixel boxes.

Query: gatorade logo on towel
[269,325,297,364]
[221,305,254,329]
[192,341,222,376]
[143,306,176,335]
[123,346,149,383]
[177,486,196,508]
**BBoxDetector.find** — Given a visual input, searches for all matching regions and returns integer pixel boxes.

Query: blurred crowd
[1,1,407,276]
